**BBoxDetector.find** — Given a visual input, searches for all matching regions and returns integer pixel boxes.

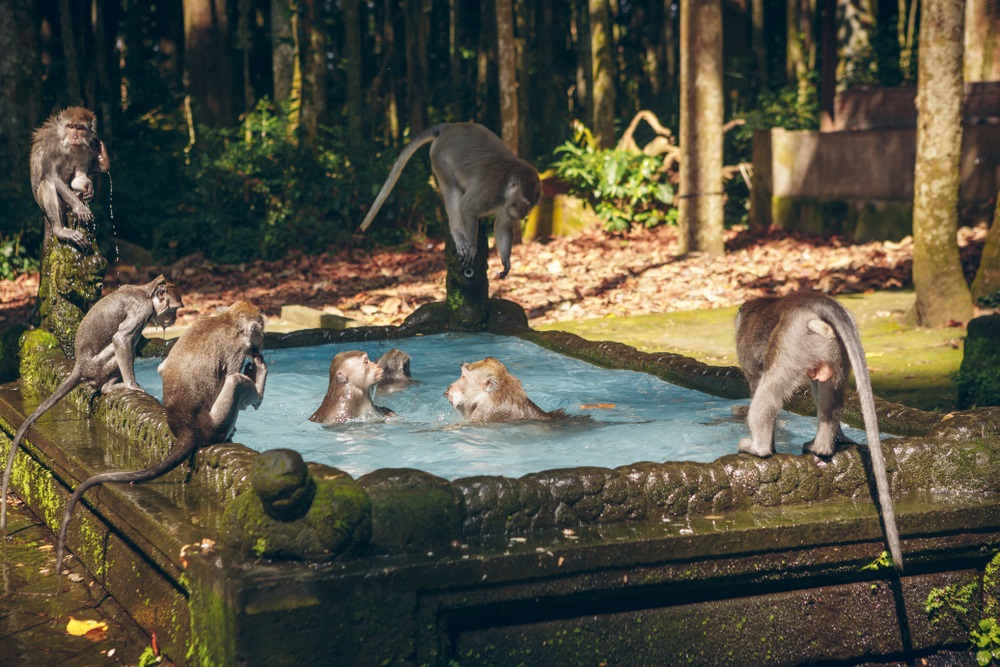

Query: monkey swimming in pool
[735,291,903,571]
[55,301,267,572]
[357,123,541,279]
[445,357,566,423]
[310,350,396,425]
[1,275,182,531]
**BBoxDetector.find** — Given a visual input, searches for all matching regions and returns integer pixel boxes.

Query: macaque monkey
[30,107,111,250]
[735,292,902,571]
[375,348,413,395]
[55,301,267,572]
[1,275,182,531]
[358,122,541,279]
[310,350,395,424]
[445,357,565,423]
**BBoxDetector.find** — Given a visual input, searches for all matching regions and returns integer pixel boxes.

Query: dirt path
[0,225,987,330]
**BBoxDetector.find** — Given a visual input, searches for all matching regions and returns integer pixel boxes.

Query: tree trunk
[382,1,399,144]
[183,0,234,127]
[343,0,363,148]
[405,0,428,134]
[972,194,1000,302]
[496,0,519,153]
[911,0,972,327]
[299,0,326,149]
[271,0,295,104]
[678,0,725,257]
[663,0,676,90]
[58,0,81,103]
[786,0,802,84]
[0,0,40,196]
[238,0,254,118]
[752,0,767,92]
[589,0,615,148]
[819,0,836,130]
[964,0,1000,81]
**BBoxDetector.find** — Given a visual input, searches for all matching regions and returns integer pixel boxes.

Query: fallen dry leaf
[66,617,108,636]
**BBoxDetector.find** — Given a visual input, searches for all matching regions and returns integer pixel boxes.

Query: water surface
[134,333,871,480]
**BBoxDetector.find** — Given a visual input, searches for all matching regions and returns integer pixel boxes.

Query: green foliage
[137,645,162,667]
[859,550,895,572]
[925,555,1000,666]
[0,232,39,281]
[551,127,676,233]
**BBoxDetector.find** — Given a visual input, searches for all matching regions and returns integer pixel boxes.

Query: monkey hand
[71,199,94,223]
[455,241,476,268]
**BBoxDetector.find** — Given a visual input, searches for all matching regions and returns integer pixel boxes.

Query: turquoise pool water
[133,333,871,480]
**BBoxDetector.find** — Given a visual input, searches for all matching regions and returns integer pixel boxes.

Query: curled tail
[357,124,445,232]
[55,433,197,572]
[2,373,81,531]
[824,302,903,572]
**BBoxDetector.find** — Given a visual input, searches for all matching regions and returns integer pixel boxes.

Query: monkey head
[444,357,511,416]
[149,275,184,328]
[504,168,541,222]
[330,350,383,390]
[57,107,110,173]
[227,301,265,358]
[376,348,411,380]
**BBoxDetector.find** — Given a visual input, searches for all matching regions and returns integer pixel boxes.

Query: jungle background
[0,0,997,331]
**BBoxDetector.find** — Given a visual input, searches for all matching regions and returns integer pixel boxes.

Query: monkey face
[152,282,184,328]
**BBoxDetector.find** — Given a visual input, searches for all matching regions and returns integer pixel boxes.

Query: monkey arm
[53,173,94,223]
[35,178,89,248]
[208,357,268,442]
[109,311,152,391]
[442,186,478,268]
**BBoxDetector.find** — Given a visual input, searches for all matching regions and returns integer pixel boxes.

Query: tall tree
[405,0,429,133]
[911,0,971,327]
[271,0,295,104]
[496,0,519,152]
[343,0,363,148]
[0,0,41,194]
[752,0,768,91]
[678,0,725,257]
[58,0,81,103]
[964,0,1000,81]
[589,0,615,148]
[183,0,235,126]
[299,0,326,148]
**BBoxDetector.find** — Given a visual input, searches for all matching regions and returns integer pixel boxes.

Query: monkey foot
[738,438,774,458]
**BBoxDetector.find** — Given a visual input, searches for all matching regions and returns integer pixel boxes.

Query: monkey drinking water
[30,107,110,250]
[310,350,395,424]
[358,123,541,279]
[1,275,182,531]
[55,301,267,572]
[735,291,903,570]
[445,357,564,423]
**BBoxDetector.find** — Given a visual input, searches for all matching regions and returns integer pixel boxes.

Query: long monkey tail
[1,372,81,531]
[55,433,198,573]
[823,300,904,572]
[357,124,446,232]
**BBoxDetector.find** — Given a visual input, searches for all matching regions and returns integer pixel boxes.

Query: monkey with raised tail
[55,301,267,572]
[445,357,565,423]
[30,107,110,250]
[735,291,903,571]
[358,123,540,279]
[1,275,182,531]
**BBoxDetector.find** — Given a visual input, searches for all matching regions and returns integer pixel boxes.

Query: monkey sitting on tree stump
[29,107,111,355]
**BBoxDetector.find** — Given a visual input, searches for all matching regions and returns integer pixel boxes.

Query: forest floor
[0,223,989,333]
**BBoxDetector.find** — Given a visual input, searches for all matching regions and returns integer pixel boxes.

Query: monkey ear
[806,319,836,339]
[505,175,519,195]
[335,370,349,385]
[483,376,498,393]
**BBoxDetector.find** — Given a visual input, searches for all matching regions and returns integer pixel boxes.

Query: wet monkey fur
[445,357,564,423]
[310,350,395,424]
[1,276,182,531]
[735,291,903,570]
[55,301,267,572]
[30,106,110,250]
[358,123,541,279]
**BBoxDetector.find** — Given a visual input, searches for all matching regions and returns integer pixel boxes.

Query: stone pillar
[36,212,107,358]
[444,219,490,330]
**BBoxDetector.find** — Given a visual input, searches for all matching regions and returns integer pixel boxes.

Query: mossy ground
[540,289,965,413]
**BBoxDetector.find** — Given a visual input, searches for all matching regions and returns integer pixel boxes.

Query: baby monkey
[1,275,182,531]
[310,350,395,424]
[445,357,564,423]
[375,348,414,395]
[735,291,902,571]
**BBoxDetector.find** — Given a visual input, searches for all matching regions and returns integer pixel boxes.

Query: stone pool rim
[1,297,999,666]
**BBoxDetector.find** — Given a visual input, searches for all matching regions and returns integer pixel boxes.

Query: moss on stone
[956,315,1000,409]
[358,468,464,554]
[0,324,28,383]
[219,466,371,561]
